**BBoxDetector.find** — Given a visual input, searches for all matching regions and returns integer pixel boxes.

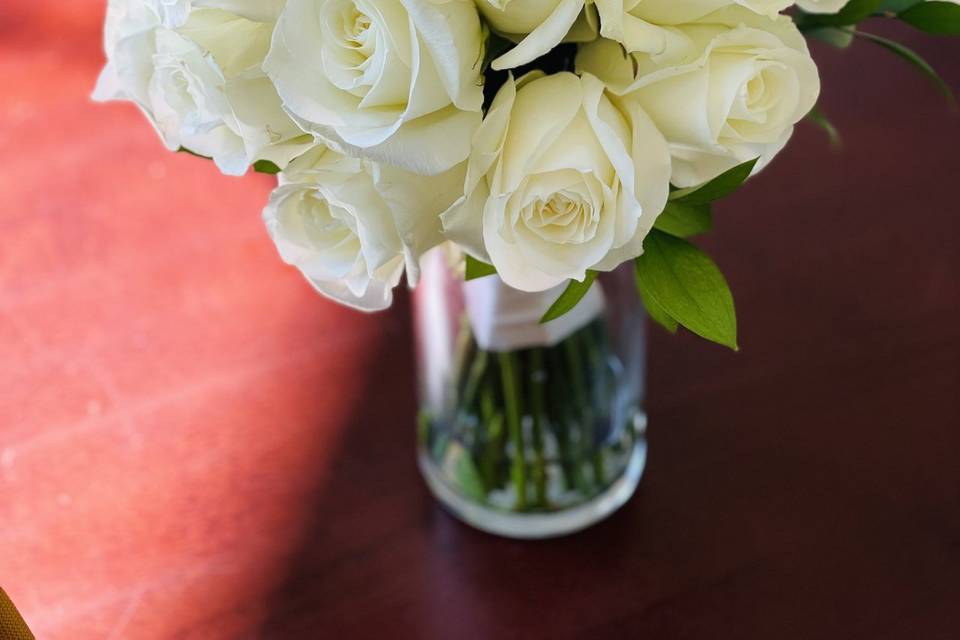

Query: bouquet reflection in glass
[414,250,647,539]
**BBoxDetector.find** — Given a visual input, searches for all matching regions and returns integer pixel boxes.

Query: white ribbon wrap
[464,276,606,352]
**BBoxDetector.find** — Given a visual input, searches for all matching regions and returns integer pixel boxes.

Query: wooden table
[1,2,958,638]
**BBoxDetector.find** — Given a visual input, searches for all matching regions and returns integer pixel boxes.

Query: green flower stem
[563,334,595,490]
[498,351,527,510]
[459,348,488,414]
[547,348,587,494]
[417,409,432,448]
[453,315,475,392]
[431,318,620,511]
[528,348,549,509]
[479,381,504,493]
[588,322,609,412]
[581,329,608,486]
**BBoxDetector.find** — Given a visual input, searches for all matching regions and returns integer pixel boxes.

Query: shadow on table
[252,293,654,639]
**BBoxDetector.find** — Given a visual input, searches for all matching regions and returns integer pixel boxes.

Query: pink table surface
[2,2,959,639]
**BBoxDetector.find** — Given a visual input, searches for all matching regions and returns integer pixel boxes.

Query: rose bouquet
[96,0,959,537]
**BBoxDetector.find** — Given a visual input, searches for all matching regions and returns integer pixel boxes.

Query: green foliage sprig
[797,0,959,106]
[632,159,758,350]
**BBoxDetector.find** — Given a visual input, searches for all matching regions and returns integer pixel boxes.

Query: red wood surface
[1,2,958,639]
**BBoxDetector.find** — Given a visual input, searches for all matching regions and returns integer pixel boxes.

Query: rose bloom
[476,0,599,70]
[94,0,309,175]
[263,147,466,310]
[592,0,790,56]
[577,7,820,188]
[442,71,671,292]
[147,0,285,27]
[264,0,484,176]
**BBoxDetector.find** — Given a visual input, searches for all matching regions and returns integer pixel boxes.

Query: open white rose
[577,7,819,187]
[149,0,286,27]
[593,0,791,57]
[189,1,286,21]
[264,146,466,311]
[264,0,484,176]
[442,72,671,292]
[150,0,191,26]
[478,0,599,70]
[94,0,310,175]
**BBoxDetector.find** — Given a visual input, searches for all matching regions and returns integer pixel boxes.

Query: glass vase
[413,249,648,539]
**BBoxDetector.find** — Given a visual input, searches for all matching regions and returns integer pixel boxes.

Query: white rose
[264,0,484,176]
[478,0,599,70]
[150,1,286,27]
[442,72,671,292]
[94,0,310,175]
[150,0,191,26]
[577,8,820,187]
[593,0,791,57]
[794,0,850,13]
[264,146,466,311]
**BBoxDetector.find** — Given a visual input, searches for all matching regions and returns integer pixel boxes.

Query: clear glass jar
[413,249,647,539]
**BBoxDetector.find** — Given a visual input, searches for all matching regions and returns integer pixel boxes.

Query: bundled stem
[498,351,527,510]
[426,319,634,513]
[528,349,549,508]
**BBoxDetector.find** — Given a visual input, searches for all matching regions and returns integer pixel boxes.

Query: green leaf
[669,158,759,205]
[880,0,923,11]
[654,201,713,238]
[854,30,956,103]
[634,230,738,350]
[807,26,856,48]
[454,450,487,502]
[253,159,282,175]
[899,1,960,35]
[465,255,497,280]
[540,271,599,324]
[807,104,843,149]
[638,287,678,333]
[804,0,886,26]
[431,432,451,464]
[177,147,211,160]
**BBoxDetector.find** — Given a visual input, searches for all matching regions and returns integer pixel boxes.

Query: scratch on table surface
[0,219,266,317]
[87,364,142,452]
[5,332,363,455]
[25,555,244,635]
[1,447,15,483]
[1,306,142,451]
[105,589,142,640]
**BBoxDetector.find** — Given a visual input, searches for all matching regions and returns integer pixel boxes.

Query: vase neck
[463,275,606,352]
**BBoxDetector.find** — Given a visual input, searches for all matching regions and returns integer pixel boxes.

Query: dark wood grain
[1,3,958,639]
